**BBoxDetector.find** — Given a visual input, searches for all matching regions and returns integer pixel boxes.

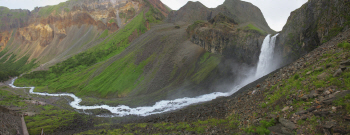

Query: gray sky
[0,0,67,10]
[0,0,307,31]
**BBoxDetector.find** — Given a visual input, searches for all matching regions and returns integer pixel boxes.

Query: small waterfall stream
[116,10,122,28]
[9,34,279,117]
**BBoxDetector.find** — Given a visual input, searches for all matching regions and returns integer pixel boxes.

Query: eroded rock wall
[275,0,350,66]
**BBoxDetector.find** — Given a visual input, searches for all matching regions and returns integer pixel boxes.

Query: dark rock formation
[187,14,265,65]
[275,0,350,66]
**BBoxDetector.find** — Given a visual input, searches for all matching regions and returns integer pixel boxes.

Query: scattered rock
[340,65,347,71]
[300,115,308,120]
[301,95,308,101]
[332,126,350,134]
[279,117,296,130]
[306,71,312,75]
[325,64,331,68]
[306,107,316,112]
[308,90,318,98]
[282,106,289,112]
[314,111,330,117]
[252,90,260,95]
[332,106,337,112]
[281,126,294,135]
[322,90,350,104]
[323,90,331,95]
[317,72,328,80]
[323,121,336,129]
[323,128,331,135]
[268,124,284,134]
[175,25,180,29]
[315,67,323,71]
[340,59,350,66]
[333,69,343,77]
[296,110,307,115]
[343,115,350,121]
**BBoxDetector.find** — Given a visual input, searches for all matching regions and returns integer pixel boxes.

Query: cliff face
[187,13,265,65]
[0,7,30,32]
[0,0,151,63]
[275,0,350,65]
[167,0,275,66]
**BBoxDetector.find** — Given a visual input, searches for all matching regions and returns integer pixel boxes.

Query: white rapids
[9,34,279,117]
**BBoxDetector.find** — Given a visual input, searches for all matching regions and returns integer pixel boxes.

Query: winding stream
[9,34,278,117]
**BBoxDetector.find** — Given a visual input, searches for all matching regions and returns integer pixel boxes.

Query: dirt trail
[21,115,29,135]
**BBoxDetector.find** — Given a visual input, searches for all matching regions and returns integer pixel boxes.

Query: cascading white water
[116,10,122,28]
[256,34,279,78]
[9,34,279,117]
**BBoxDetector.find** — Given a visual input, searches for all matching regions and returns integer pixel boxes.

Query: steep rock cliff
[275,0,350,65]
[187,13,265,65]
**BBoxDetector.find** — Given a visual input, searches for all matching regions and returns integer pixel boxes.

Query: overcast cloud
[0,0,307,31]
[0,0,67,10]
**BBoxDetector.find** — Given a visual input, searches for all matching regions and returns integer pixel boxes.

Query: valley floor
[1,28,350,135]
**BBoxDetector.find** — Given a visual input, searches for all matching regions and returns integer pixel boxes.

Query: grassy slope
[14,12,147,96]
[0,50,37,81]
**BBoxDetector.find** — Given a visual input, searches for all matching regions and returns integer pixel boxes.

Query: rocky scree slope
[0,106,22,135]
[275,0,350,66]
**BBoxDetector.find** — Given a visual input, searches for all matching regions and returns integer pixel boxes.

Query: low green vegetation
[244,119,275,135]
[77,117,238,135]
[244,24,265,35]
[192,53,221,84]
[145,3,163,24]
[98,29,109,39]
[38,2,69,17]
[0,90,27,107]
[337,41,350,49]
[334,93,350,113]
[324,26,343,42]
[187,20,206,32]
[0,51,37,82]
[25,105,89,135]
[109,19,116,23]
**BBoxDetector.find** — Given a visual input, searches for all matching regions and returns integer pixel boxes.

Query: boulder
[333,69,342,77]
[279,117,296,130]
[317,72,329,80]
[323,121,336,129]
[322,91,350,104]
[340,59,350,66]
[308,90,319,98]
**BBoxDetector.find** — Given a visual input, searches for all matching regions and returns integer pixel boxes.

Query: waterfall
[116,10,122,28]
[255,34,279,78]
